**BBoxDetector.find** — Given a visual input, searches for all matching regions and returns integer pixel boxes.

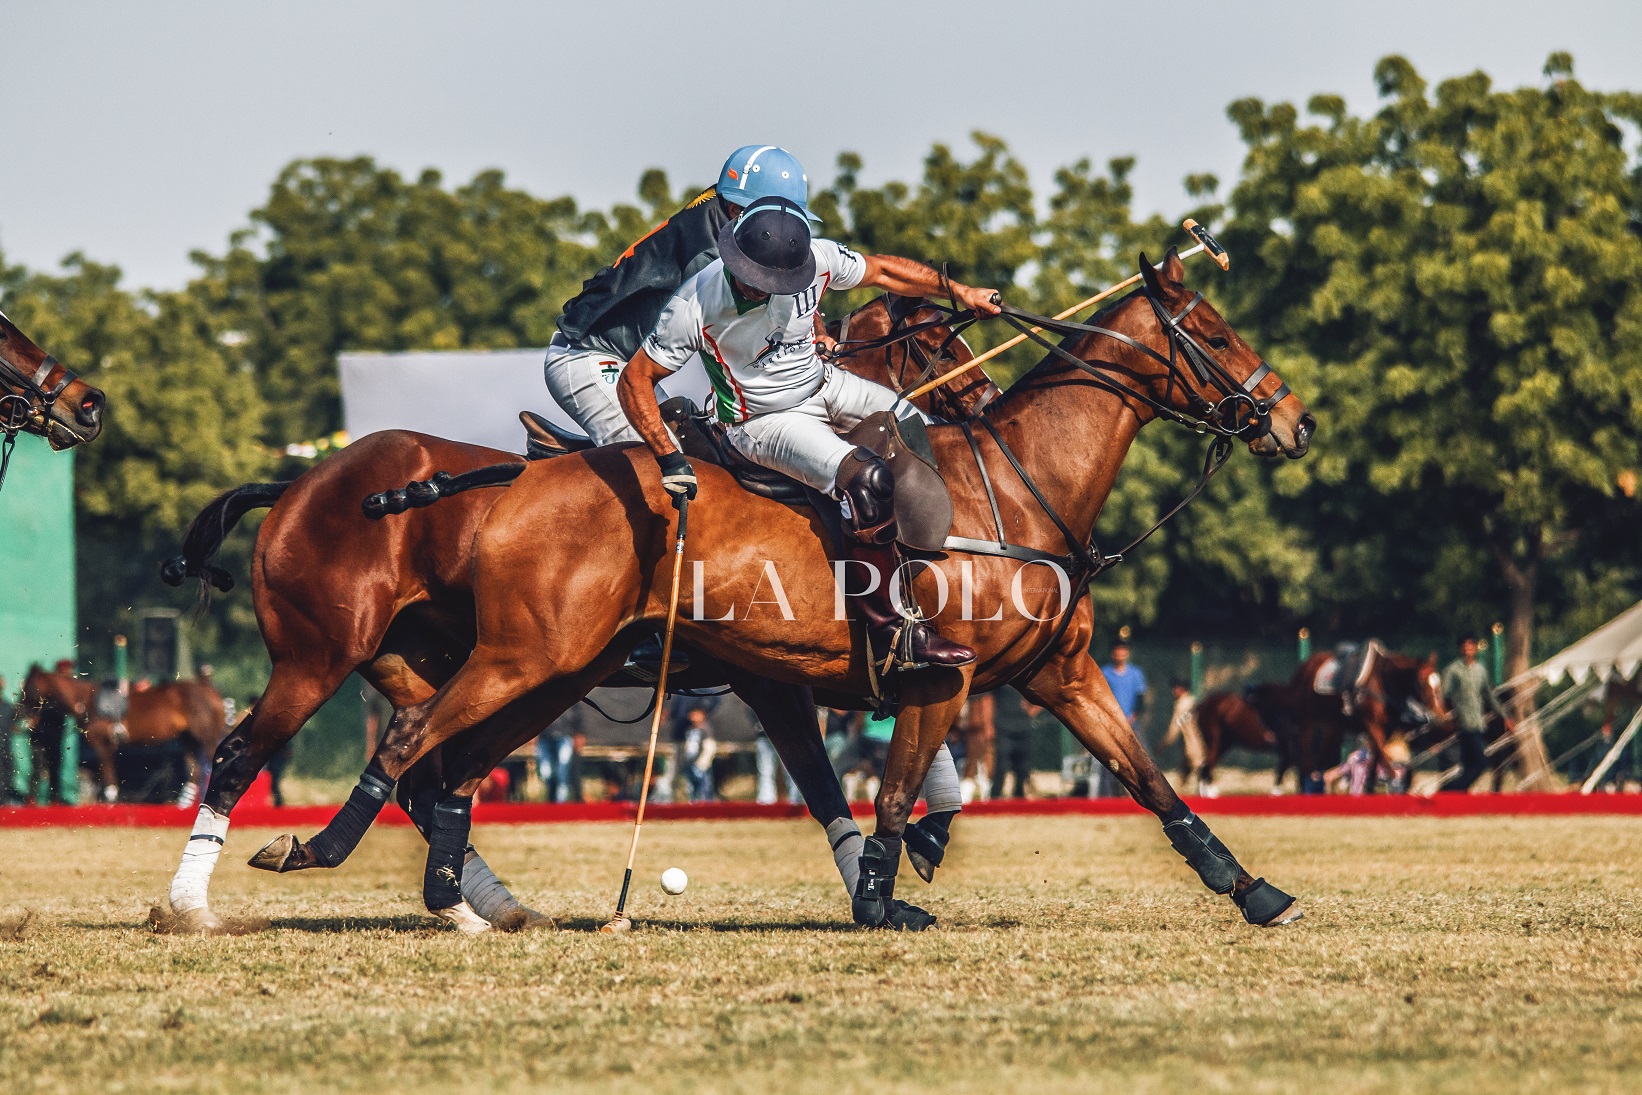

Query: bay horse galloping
[0,311,105,489]
[308,249,1314,931]
[157,296,986,933]
[1283,644,1446,792]
[20,665,227,802]
[1182,689,1285,795]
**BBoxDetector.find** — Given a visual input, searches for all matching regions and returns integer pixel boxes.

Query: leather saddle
[519,403,954,551]
[520,410,592,460]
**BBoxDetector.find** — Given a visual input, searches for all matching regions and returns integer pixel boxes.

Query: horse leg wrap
[169,805,230,914]
[1161,801,1241,895]
[852,835,901,926]
[397,778,436,842]
[423,795,473,912]
[827,817,865,897]
[461,850,528,926]
[304,762,395,868]
[921,744,963,815]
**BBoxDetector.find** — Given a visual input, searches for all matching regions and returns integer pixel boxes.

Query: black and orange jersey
[556,187,731,364]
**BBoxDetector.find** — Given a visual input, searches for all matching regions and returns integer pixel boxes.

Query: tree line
[1,53,1637,692]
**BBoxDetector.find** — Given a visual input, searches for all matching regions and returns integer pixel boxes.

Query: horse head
[1130,248,1314,459]
[0,310,105,450]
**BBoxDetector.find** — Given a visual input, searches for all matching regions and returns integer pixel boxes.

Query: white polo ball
[660,867,688,895]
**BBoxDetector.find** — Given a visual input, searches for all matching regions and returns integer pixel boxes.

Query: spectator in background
[754,729,803,806]
[1159,679,1206,792]
[0,676,19,806]
[679,704,718,801]
[1440,633,1513,792]
[823,708,859,766]
[954,693,996,802]
[536,705,586,804]
[832,709,894,802]
[992,696,1037,799]
[1096,642,1149,798]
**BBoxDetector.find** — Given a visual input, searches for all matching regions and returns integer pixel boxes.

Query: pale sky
[4,0,1638,291]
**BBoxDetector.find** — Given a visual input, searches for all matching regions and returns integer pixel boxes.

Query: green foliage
[1220,53,1642,675]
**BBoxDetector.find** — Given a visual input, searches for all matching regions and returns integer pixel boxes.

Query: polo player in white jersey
[618,195,1003,668]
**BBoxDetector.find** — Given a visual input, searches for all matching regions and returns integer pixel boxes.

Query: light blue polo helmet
[718,145,822,222]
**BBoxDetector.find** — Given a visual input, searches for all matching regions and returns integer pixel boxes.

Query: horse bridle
[993,284,1294,444]
[0,315,80,492]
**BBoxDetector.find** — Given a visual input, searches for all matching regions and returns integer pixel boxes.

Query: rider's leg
[542,335,642,446]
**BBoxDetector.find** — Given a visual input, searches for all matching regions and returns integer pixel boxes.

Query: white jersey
[642,239,868,423]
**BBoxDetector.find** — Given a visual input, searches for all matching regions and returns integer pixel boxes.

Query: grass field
[1,814,1640,1094]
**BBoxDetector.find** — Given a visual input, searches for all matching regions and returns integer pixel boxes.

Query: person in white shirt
[618,195,1002,668]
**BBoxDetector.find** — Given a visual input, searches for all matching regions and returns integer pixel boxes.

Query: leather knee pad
[836,448,897,544]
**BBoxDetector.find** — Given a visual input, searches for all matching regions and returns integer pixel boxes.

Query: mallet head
[1183,219,1230,270]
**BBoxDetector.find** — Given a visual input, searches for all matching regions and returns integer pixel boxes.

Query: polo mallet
[905,218,1230,401]
[600,491,690,934]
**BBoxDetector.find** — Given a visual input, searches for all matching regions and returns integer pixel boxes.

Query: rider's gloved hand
[657,450,698,501]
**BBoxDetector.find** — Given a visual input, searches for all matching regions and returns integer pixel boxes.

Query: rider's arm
[617,348,680,458]
[859,254,1003,316]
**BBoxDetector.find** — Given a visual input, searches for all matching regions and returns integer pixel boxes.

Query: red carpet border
[3,792,1640,829]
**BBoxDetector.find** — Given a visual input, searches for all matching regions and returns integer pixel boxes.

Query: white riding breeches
[725,368,916,494]
[542,333,641,446]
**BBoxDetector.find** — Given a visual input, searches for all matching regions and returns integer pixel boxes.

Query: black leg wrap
[305,762,395,868]
[423,795,473,912]
[852,836,900,926]
[397,778,437,843]
[1232,878,1300,926]
[851,836,935,930]
[1161,804,1242,895]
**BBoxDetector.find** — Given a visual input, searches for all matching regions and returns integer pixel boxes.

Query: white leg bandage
[921,744,963,815]
[827,816,864,897]
[461,851,519,924]
[169,805,230,914]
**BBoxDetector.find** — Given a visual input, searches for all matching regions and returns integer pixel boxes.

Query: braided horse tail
[159,482,293,611]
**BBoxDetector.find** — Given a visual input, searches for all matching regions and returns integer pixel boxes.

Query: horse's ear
[1138,251,1162,296]
[1423,652,1439,670]
[1161,246,1186,286]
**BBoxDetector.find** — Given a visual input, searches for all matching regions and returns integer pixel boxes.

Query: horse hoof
[248,834,298,873]
[906,849,937,884]
[1233,877,1303,927]
[487,903,557,933]
[431,901,491,934]
[884,899,937,931]
[148,904,270,936]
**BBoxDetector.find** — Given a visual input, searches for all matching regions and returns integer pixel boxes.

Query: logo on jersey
[599,361,620,385]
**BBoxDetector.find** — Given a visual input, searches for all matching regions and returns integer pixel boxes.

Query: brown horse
[20,665,226,802]
[0,310,105,459]
[301,249,1313,931]
[1279,644,1447,792]
[157,295,990,932]
[1184,689,1282,794]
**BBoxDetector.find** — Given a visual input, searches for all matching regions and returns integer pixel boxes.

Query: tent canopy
[1521,600,1642,687]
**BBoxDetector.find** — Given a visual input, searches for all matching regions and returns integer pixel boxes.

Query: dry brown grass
[1,814,1639,1094]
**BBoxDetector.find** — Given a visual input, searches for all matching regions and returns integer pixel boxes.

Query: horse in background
[20,665,227,803]
[1180,688,1286,795]
[1279,643,1446,792]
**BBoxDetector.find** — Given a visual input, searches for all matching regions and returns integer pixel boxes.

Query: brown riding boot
[848,540,976,669]
[836,448,975,670]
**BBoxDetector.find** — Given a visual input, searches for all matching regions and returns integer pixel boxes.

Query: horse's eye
[1207,336,1229,350]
